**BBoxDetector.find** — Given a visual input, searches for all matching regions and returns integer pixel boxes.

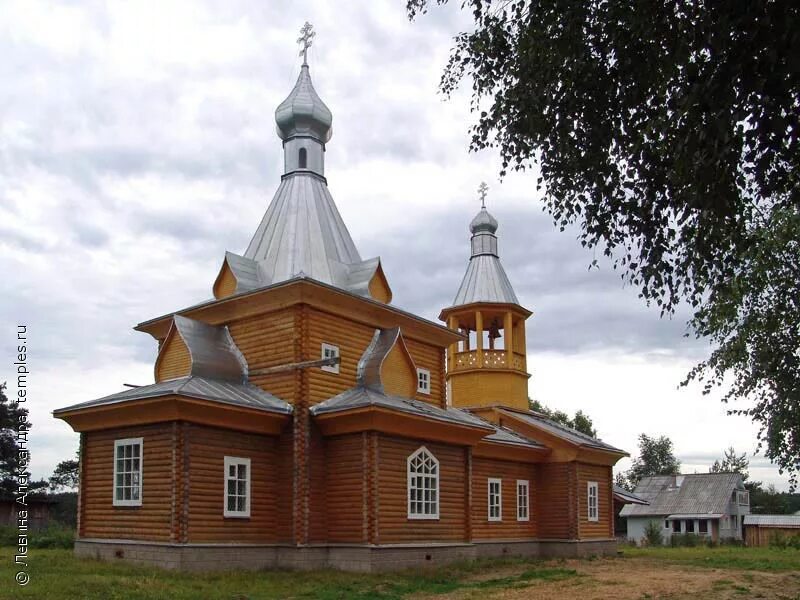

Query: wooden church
[55,28,626,572]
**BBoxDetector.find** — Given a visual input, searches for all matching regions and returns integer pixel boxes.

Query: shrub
[31,523,75,549]
[643,521,663,546]
[0,524,75,549]
[683,533,700,547]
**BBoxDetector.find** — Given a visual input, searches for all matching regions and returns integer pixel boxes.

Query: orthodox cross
[297,22,315,65]
[478,181,489,208]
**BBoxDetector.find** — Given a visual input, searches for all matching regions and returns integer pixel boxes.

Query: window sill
[223,514,251,520]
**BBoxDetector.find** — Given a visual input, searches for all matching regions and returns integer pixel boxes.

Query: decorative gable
[381,335,417,398]
[154,315,248,383]
[155,330,191,382]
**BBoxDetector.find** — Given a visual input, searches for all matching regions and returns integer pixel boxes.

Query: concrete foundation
[75,537,617,572]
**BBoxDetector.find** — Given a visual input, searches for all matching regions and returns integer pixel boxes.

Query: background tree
[408,0,800,487]
[710,446,750,481]
[0,382,46,497]
[529,398,597,437]
[624,434,681,489]
[49,453,79,492]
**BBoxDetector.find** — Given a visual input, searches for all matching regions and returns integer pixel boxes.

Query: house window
[321,343,340,374]
[224,456,251,518]
[672,520,681,533]
[516,480,530,521]
[664,519,670,529]
[407,446,439,519]
[686,519,695,533]
[113,438,143,507]
[298,147,307,168]
[587,481,599,522]
[737,490,749,505]
[488,478,502,521]
[416,368,431,394]
[699,519,708,534]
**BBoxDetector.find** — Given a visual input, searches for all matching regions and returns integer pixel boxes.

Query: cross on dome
[478,181,488,208]
[297,21,315,65]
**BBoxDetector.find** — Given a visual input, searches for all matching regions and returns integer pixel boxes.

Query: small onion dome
[275,65,333,143]
[470,207,499,234]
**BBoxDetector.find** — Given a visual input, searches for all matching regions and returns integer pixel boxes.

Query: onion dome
[470,207,499,234]
[275,65,333,143]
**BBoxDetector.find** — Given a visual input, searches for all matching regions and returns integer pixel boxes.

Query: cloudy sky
[1,0,787,489]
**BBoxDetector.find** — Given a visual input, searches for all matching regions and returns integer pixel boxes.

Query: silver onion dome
[275,65,333,143]
[469,207,499,234]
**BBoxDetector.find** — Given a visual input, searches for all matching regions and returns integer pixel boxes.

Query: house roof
[613,485,649,505]
[53,375,292,416]
[619,473,744,518]
[744,514,800,528]
[498,408,625,454]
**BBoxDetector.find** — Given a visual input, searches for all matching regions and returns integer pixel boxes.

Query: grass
[1,544,798,599]
[622,544,800,572]
[0,548,579,600]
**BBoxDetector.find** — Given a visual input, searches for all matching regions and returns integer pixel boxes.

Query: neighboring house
[52,30,628,573]
[620,473,750,544]
[743,515,800,546]
[613,485,649,537]
[0,496,54,531]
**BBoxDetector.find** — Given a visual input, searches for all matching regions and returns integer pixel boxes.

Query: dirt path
[414,556,800,600]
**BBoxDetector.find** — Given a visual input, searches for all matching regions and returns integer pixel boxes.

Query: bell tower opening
[298,147,307,169]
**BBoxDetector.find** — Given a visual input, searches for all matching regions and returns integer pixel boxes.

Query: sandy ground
[415,556,800,600]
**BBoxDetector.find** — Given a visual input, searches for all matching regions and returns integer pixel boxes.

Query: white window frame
[416,368,431,394]
[516,479,530,522]
[223,456,251,518]
[320,343,340,374]
[407,446,439,520]
[587,481,599,522]
[488,478,502,521]
[113,437,143,507]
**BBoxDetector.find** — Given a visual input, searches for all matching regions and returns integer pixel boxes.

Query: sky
[0,0,789,490]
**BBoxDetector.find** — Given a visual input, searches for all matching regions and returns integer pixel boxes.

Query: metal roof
[356,327,401,391]
[171,315,248,382]
[310,386,492,431]
[236,172,389,301]
[498,408,625,453]
[449,208,519,306]
[53,375,292,416]
[275,64,332,143]
[619,473,744,518]
[744,515,800,528]
[613,485,649,505]
[481,422,547,450]
[667,513,723,520]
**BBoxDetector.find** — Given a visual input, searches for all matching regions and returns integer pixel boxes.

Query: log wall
[81,424,175,541]
[376,436,467,543]
[576,462,613,539]
[470,457,538,540]
[184,424,279,543]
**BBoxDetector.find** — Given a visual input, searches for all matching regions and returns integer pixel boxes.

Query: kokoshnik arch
[54,24,628,572]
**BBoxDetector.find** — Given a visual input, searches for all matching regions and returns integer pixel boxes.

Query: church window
[321,343,340,374]
[416,368,431,394]
[587,481,599,521]
[516,479,529,521]
[113,438,143,507]
[298,147,307,168]
[224,456,251,518]
[488,478,502,521]
[407,446,439,519]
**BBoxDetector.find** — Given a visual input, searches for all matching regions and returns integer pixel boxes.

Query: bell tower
[439,183,531,411]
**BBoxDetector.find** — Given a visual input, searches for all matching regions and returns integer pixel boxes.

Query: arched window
[407,446,439,519]
[298,147,307,169]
